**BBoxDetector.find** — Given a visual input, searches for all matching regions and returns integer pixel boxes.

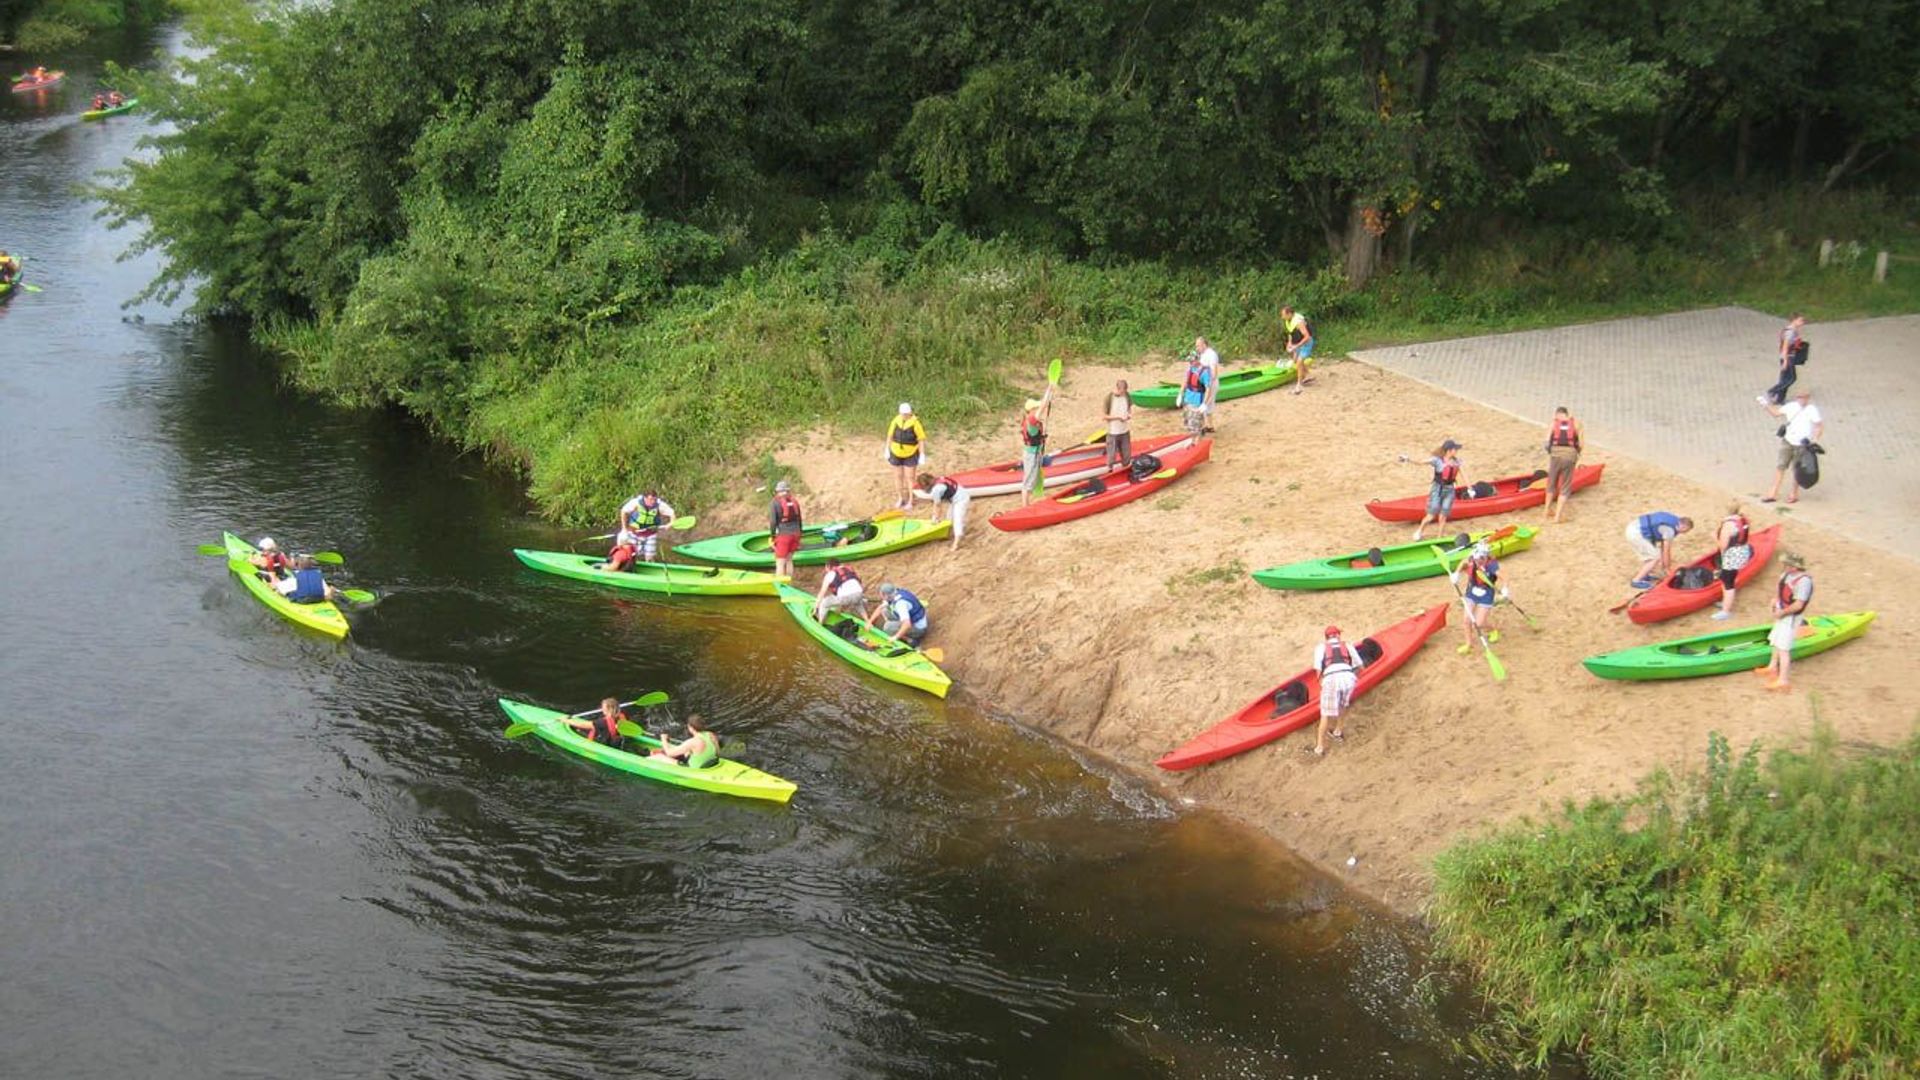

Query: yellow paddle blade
[872,508,905,523]
[921,646,945,664]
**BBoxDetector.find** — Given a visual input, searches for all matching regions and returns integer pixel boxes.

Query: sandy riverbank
[698,351,1920,916]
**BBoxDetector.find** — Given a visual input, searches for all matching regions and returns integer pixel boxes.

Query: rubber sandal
[1760,497,1777,504]
[1485,630,1501,644]
[1330,730,1345,742]
[1456,643,1472,655]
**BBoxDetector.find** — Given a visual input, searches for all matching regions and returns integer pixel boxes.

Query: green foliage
[1430,728,1920,1078]
[4,0,171,49]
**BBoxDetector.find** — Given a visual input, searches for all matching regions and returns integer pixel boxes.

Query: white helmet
[258,537,278,551]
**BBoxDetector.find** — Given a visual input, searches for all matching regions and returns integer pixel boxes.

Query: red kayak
[1156,604,1448,771]
[10,71,64,93]
[938,432,1195,498]
[988,440,1211,532]
[1627,524,1782,624]
[1365,464,1604,522]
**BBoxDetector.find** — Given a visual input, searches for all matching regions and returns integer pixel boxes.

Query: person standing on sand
[1711,501,1755,621]
[1104,379,1133,470]
[912,472,971,551]
[1019,389,1054,506]
[885,402,928,510]
[1542,406,1583,522]
[769,480,803,579]
[1407,440,1464,541]
[1178,353,1210,439]
[1760,313,1807,406]
[1451,541,1502,654]
[1625,511,1692,589]
[1310,625,1365,757]
[1761,387,1822,505]
[1282,305,1315,393]
[1194,337,1220,431]
[1760,552,1814,692]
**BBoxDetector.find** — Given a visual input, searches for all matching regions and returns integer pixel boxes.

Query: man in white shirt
[1762,387,1823,504]
[1194,336,1220,431]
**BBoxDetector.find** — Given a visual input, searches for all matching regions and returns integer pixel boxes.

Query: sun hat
[774,480,790,492]
[1024,398,1043,411]
[899,402,913,414]
[258,537,277,550]
[1782,551,1808,568]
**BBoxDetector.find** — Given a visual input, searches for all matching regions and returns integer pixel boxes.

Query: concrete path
[1352,307,1920,562]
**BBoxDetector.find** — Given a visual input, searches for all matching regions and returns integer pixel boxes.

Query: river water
[0,29,1543,1079]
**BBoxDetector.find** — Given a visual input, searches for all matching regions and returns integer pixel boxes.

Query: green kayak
[777,584,951,698]
[498,698,796,803]
[1130,361,1297,409]
[675,515,950,569]
[1582,611,1875,681]
[1252,525,1537,591]
[221,532,349,638]
[513,549,781,596]
[81,97,138,119]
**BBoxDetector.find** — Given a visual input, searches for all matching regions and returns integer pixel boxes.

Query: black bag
[831,619,863,642]
[1269,680,1309,715]
[1067,477,1106,499]
[1794,444,1821,489]
[1129,454,1163,482]
[1672,566,1716,589]
[1465,481,1497,499]
[1791,340,1810,366]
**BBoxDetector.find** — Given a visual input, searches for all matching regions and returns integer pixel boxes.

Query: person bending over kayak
[1311,625,1365,757]
[1711,501,1754,621]
[867,583,929,646]
[1625,511,1692,589]
[248,536,291,579]
[1541,406,1583,523]
[886,402,928,510]
[1018,389,1053,507]
[913,472,972,551]
[1282,305,1315,394]
[814,557,865,622]
[615,490,676,563]
[769,480,803,579]
[1760,553,1814,693]
[561,697,628,746]
[652,714,719,768]
[273,556,342,604]
[601,526,646,573]
[1452,541,1502,654]
[1408,440,1465,541]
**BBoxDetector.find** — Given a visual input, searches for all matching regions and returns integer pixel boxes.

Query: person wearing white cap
[1018,388,1054,506]
[248,537,291,580]
[885,402,928,510]
[1451,539,1503,654]
[769,479,803,579]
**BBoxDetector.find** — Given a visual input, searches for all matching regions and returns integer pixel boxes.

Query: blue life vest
[892,587,927,624]
[1639,511,1681,543]
[288,567,328,603]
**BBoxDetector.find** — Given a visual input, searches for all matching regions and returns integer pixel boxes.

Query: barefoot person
[1761,387,1823,505]
[653,714,719,767]
[1761,553,1814,692]
[1018,390,1053,507]
[913,472,972,551]
[813,557,865,622]
[1625,511,1692,589]
[885,403,927,510]
[1542,406,1583,522]
[1282,305,1315,393]
[1711,502,1755,621]
[769,480,803,579]
[1103,379,1133,470]
[1410,440,1464,541]
[1452,541,1502,654]
[1311,625,1365,757]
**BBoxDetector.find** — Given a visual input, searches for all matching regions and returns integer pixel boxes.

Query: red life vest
[262,551,290,575]
[1549,416,1579,449]
[933,476,959,500]
[1184,363,1205,394]
[1467,557,1497,591]
[1434,459,1460,485]
[1320,638,1356,674]
[1022,411,1046,448]
[1776,571,1812,609]
[591,709,626,743]
[1723,514,1750,548]
[774,494,801,525]
[826,565,860,592]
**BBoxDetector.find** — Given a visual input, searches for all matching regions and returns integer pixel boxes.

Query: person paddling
[1311,625,1365,757]
[814,557,865,622]
[912,472,972,550]
[1452,541,1502,654]
[653,714,719,767]
[1409,440,1464,541]
[769,480,803,579]
[91,93,106,111]
[0,251,20,286]
[1542,406,1583,522]
[867,582,930,646]
[248,536,291,579]
[1625,511,1692,589]
[886,402,928,510]
[1282,305,1315,393]
[561,697,627,745]
[1761,553,1814,692]
[1018,390,1053,506]
[272,555,342,604]
[1711,501,1755,621]
[615,489,676,563]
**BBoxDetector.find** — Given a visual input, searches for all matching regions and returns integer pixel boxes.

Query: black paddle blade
[1365,547,1385,567]
[1454,532,1471,550]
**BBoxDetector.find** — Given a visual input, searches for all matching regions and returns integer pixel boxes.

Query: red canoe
[1156,604,1448,771]
[10,71,64,93]
[1627,524,1782,624]
[938,432,1196,498]
[1364,464,1605,522]
[988,439,1212,532]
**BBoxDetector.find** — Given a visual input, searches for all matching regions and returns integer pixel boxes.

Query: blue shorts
[1465,584,1496,606]
[1295,339,1315,359]
[1426,484,1457,517]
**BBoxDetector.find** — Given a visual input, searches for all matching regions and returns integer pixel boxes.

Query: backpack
[831,619,863,642]
[1067,477,1107,499]
[1791,340,1810,366]
[1671,566,1717,589]
[1129,454,1162,482]
[1465,481,1497,499]
[1269,680,1309,715]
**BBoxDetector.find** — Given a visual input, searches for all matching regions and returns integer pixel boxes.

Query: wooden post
[1818,239,1834,267]
[1875,251,1890,283]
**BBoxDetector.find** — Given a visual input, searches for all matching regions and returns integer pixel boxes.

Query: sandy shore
[702,348,1920,917]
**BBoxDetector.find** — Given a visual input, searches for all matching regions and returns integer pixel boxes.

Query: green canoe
[221,532,349,638]
[498,698,796,803]
[675,515,950,569]
[81,97,138,119]
[777,584,951,698]
[1252,525,1537,590]
[513,549,781,596]
[1129,361,1298,409]
[1582,611,1875,681]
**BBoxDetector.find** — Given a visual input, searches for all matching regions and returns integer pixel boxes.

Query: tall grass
[1429,728,1920,1079]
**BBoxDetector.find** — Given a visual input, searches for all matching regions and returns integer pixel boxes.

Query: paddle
[198,542,344,565]
[584,515,699,543]
[1501,589,1541,629]
[1056,468,1176,505]
[1047,357,1063,386]
[336,588,377,605]
[15,282,42,293]
[882,644,944,663]
[1433,545,1507,682]
[503,692,671,739]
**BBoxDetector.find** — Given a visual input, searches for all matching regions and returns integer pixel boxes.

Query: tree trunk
[1819,138,1872,194]
[1343,200,1381,287]
[1395,201,1422,269]
[1733,114,1752,186]
[1649,109,1671,169]
[1790,108,1811,183]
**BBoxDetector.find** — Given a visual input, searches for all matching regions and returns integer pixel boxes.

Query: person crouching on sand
[1311,625,1366,757]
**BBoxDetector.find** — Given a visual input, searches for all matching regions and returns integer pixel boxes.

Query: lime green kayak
[1252,525,1536,590]
[221,532,349,638]
[1582,611,1875,681]
[513,549,780,596]
[676,515,950,569]
[81,97,138,119]
[498,699,796,803]
[1129,361,1297,409]
[777,584,950,697]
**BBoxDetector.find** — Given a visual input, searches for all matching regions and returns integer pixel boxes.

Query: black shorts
[1718,566,1738,589]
